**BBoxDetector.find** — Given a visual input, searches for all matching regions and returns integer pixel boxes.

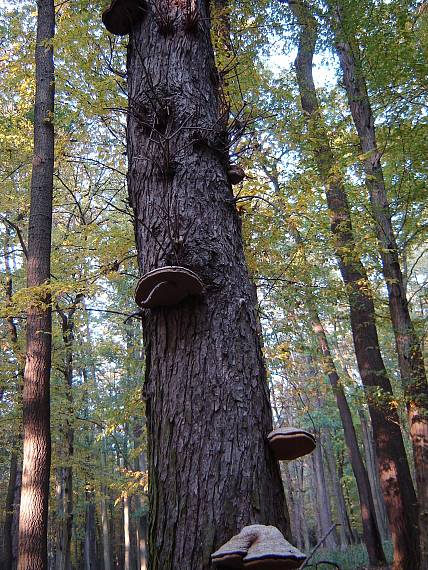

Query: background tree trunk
[17,1,55,568]
[2,453,18,570]
[323,430,355,549]
[287,1,420,567]
[359,410,391,543]
[126,0,289,567]
[100,486,112,570]
[310,433,339,550]
[309,306,386,565]
[330,8,428,562]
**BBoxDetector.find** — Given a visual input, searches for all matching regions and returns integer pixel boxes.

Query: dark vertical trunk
[12,469,22,570]
[18,1,54,569]
[54,303,78,570]
[310,433,339,550]
[330,8,428,563]
[125,1,288,569]
[84,494,97,570]
[359,410,391,543]
[3,453,18,570]
[288,2,419,567]
[309,307,386,564]
[2,230,23,570]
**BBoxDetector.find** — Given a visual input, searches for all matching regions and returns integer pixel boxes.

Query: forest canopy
[0,0,426,569]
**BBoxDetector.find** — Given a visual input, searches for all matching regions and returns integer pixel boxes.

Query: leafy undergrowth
[307,542,393,570]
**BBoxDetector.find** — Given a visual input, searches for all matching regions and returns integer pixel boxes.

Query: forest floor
[310,541,393,569]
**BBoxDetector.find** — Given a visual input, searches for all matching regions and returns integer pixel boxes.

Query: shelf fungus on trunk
[228,165,246,185]
[267,428,316,461]
[211,524,306,569]
[102,0,147,35]
[134,266,203,309]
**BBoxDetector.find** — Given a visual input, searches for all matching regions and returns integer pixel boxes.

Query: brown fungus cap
[212,525,306,569]
[228,166,246,185]
[267,427,316,461]
[102,0,147,36]
[135,266,203,309]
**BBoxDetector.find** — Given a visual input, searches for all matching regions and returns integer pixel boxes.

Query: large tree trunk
[330,7,428,563]
[125,1,288,568]
[309,307,386,565]
[288,2,420,568]
[17,1,55,569]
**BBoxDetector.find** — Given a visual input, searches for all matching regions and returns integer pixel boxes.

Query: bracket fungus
[211,524,306,569]
[228,165,246,185]
[102,0,147,35]
[134,266,203,309]
[267,427,316,461]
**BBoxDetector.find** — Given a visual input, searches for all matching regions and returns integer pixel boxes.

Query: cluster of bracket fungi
[101,0,316,567]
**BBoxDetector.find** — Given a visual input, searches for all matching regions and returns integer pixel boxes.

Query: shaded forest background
[0,0,427,568]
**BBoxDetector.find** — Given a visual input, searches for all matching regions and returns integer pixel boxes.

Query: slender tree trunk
[359,410,391,543]
[294,461,310,551]
[288,2,419,567]
[323,430,354,549]
[310,433,339,550]
[123,495,131,570]
[286,217,386,563]
[330,8,428,563]
[54,303,78,570]
[100,487,112,570]
[2,230,23,570]
[18,1,54,569]
[84,494,97,570]
[125,1,288,568]
[133,425,147,570]
[309,306,386,564]
[3,453,18,570]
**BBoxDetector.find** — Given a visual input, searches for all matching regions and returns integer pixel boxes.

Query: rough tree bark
[287,1,420,568]
[329,7,428,563]
[125,0,289,567]
[17,1,55,569]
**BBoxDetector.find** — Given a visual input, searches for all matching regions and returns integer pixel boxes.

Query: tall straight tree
[329,5,428,562]
[17,1,55,569]
[118,0,289,567]
[286,1,420,568]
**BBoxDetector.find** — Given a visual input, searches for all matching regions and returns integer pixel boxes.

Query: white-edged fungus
[134,266,203,309]
[212,525,306,569]
[267,427,316,461]
[102,0,147,36]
